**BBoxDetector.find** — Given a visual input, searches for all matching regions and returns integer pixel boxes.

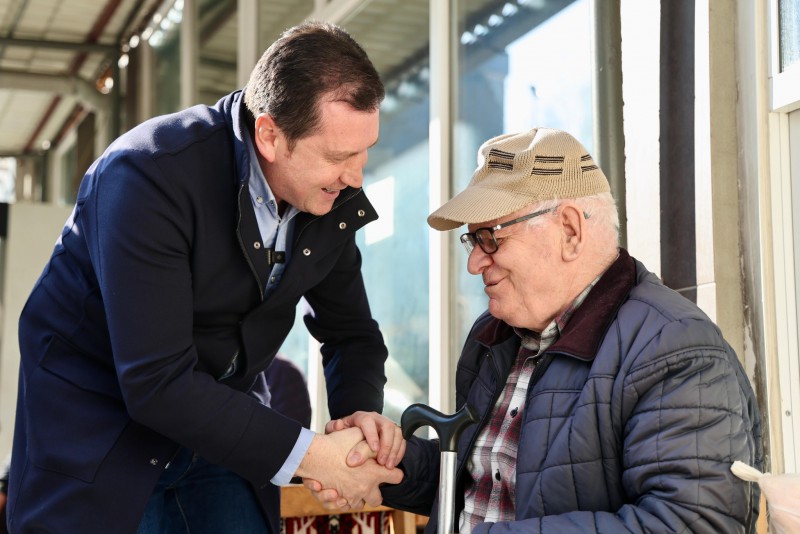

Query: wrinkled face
[260,99,379,216]
[466,206,565,331]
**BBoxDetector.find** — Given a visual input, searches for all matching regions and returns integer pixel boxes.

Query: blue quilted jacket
[383,248,763,533]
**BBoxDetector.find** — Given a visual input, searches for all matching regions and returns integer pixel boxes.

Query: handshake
[294,411,406,511]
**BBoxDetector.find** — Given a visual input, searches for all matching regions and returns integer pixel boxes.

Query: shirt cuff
[271,427,315,486]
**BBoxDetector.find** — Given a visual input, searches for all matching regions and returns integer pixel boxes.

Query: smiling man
[7,21,403,534]
[373,127,764,533]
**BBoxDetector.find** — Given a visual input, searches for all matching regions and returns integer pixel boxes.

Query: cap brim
[427,184,540,231]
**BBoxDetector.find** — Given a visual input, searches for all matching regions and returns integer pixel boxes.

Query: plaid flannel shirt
[459,279,598,533]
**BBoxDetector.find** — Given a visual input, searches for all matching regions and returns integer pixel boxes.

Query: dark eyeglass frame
[460,207,556,255]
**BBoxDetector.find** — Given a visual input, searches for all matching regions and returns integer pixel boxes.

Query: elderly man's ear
[559,204,585,262]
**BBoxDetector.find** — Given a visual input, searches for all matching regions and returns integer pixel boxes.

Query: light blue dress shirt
[242,127,314,486]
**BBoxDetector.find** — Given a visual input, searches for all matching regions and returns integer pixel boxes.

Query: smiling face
[255,98,379,216]
[466,205,570,331]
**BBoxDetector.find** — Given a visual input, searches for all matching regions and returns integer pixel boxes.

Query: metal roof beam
[0,37,117,54]
[0,70,110,112]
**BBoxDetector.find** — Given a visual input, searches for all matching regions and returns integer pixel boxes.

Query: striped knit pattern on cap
[427,128,611,231]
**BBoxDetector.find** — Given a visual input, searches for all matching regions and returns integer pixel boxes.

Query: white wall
[620,0,661,275]
[0,202,73,460]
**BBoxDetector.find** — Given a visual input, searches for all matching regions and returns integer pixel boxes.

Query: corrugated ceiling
[0,0,530,158]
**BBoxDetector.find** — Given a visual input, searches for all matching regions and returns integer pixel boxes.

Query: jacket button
[339,222,347,230]
[253,241,261,249]
[150,458,159,466]
[357,209,365,217]
[303,248,311,256]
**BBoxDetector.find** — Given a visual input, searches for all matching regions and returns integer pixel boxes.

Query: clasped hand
[297,411,406,511]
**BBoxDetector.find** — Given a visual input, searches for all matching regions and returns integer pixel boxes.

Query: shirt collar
[240,121,299,223]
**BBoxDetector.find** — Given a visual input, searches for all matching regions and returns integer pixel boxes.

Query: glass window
[194,0,315,106]
[197,0,239,105]
[344,1,432,424]
[60,144,77,206]
[150,3,182,116]
[0,158,15,203]
[254,1,319,379]
[277,2,432,423]
[258,1,314,50]
[779,0,800,72]
[453,0,595,343]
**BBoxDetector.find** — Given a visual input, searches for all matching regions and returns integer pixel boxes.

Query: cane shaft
[400,403,478,534]
[438,451,458,534]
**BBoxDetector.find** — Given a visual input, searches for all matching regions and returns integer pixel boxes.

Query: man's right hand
[294,427,403,510]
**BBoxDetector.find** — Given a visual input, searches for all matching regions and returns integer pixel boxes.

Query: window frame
[765,0,800,473]
[770,0,800,112]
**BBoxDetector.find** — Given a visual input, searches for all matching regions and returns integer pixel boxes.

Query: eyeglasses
[460,207,556,255]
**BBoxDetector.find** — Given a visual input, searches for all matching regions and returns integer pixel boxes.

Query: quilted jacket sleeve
[380,436,442,516]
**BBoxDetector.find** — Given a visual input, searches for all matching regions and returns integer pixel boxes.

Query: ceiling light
[167,7,183,23]
[502,3,519,16]
[149,30,165,47]
[488,14,504,27]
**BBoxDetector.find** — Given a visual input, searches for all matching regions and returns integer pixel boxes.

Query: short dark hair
[244,21,384,149]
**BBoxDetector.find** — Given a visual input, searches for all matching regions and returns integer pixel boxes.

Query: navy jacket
[8,91,388,533]
[383,249,762,533]
[265,355,313,427]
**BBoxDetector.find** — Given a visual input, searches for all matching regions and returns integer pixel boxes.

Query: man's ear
[559,203,585,262]
[253,114,280,162]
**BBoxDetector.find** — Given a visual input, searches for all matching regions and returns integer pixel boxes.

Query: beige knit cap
[428,128,611,231]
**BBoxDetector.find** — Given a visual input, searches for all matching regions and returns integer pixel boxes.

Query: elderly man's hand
[294,427,403,510]
[325,411,406,469]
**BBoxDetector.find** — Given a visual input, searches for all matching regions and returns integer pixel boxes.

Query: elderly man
[323,127,763,533]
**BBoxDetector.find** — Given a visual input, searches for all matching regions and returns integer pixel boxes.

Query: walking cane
[401,403,478,534]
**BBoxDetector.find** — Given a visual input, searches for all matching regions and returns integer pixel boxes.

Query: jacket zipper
[235,181,265,301]
[455,349,505,480]
[229,185,364,378]
[453,349,551,514]
[227,182,263,381]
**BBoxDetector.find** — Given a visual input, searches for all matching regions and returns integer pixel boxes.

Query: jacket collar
[475,248,636,361]
[215,90,251,189]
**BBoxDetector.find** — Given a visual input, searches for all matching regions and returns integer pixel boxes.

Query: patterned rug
[282,511,392,533]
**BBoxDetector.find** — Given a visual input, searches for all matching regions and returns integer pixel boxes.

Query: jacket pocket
[26,334,128,483]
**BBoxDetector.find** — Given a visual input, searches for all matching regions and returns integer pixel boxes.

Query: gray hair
[525,192,620,248]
